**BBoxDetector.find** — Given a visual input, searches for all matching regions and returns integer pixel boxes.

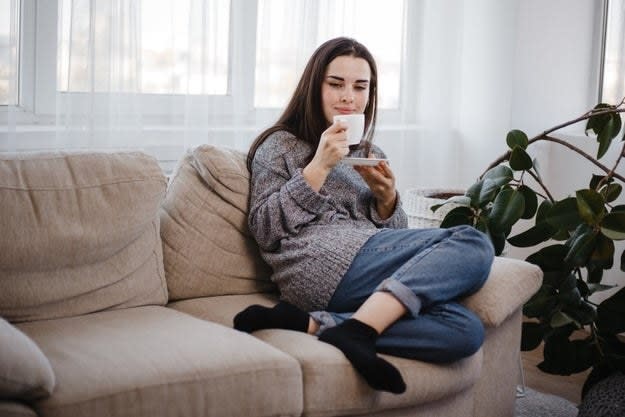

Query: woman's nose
[341,91,354,102]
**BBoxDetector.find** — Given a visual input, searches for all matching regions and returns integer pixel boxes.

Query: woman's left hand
[354,159,398,220]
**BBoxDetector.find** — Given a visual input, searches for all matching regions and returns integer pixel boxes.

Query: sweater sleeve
[363,144,408,229]
[248,137,332,251]
[369,191,408,229]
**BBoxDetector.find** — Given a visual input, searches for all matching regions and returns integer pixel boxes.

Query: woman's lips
[336,108,355,114]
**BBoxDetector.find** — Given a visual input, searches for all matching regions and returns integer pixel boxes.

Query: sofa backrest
[0,151,168,323]
[160,144,274,301]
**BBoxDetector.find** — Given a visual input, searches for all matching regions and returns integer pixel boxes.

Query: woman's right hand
[302,121,349,191]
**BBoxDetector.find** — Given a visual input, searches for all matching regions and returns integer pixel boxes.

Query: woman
[234,37,494,394]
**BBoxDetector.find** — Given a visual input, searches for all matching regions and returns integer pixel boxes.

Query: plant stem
[482,107,625,181]
[527,169,555,202]
[597,141,625,189]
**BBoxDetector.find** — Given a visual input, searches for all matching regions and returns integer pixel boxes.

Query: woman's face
[321,55,371,126]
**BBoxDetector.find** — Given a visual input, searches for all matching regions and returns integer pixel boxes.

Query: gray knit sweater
[248,130,408,311]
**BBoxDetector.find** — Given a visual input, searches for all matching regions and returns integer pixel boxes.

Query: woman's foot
[233,301,310,333]
[319,318,406,394]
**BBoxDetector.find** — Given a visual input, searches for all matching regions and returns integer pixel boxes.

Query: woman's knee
[440,311,484,362]
[451,225,494,288]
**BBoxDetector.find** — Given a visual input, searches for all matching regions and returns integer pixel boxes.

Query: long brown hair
[247,37,378,171]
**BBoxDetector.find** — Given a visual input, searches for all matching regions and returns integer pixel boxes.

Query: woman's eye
[355,85,367,91]
[329,83,342,88]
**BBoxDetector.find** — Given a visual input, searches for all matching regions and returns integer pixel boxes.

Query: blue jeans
[310,225,494,363]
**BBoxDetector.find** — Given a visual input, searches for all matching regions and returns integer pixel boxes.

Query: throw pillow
[0,318,55,400]
[161,145,274,301]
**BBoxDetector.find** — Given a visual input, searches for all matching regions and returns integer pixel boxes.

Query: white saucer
[342,157,388,166]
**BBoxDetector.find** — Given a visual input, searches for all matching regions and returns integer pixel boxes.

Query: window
[254,0,404,109]
[14,0,418,123]
[601,0,625,104]
[0,0,20,105]
[58,0,230,95]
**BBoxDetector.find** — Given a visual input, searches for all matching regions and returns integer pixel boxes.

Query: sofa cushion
[462,256,543,327]
[161,145,274,301]
[170,295,482,417]
[0,151,168,322]
[17,306,302,417]
[0,318,55,400]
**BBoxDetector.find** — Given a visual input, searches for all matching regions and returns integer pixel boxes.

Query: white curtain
[53,0,240,171]
[2,0,524,187]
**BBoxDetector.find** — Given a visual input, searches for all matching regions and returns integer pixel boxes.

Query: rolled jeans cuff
[309,311,337,336]
[376,277,422,317]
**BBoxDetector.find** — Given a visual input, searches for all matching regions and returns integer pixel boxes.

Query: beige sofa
[0,145,542,417]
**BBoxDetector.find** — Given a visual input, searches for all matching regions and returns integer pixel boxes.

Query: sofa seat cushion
[0,151,168,322]
[170,295,482,417]
[17,306,302,417]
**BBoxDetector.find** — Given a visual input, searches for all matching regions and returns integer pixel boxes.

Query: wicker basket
[403,188,465,229]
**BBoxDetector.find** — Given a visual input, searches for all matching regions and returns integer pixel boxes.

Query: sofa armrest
[462,257,542,328]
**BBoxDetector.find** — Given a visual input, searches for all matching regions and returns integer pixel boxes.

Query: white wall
[507,0,624,300]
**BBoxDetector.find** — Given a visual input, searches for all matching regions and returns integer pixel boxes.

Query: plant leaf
[601,183,622,203]
[536,200,554,223]
[587,264,604,283]
[523,286,558,318]
[589,233,615,270]
[479,178,503,205]
[506,129,529,150]
[545,197,583,231]
[539,336,594,375]
[430,195,471,212]
[521,322,545,351]
[488,188,525,233]
[576,189,606,225]
[601,212,625,240]
[466,180,484,207]
[550,311,575,328]
[564,224,597,267]
[440,206,474,228]
[508,221,556,247]
[519,185,538,219]
[586,103,612,135]
[526,244,569,271]
[563,301,596,326]
[622,249,625,272]
[489,231,507,256]
[509,146,533,171]
[477,166,514,206]
[597,287,625,334]
[590,174,609,189]
[483,165,514,183]
[558,273,582,307]
[596,114,621,159]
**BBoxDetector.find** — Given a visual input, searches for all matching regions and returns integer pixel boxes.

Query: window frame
[598,0,625,104]
[11,0,420,127]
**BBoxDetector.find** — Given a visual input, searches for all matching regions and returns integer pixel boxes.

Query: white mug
[334,114,365,146]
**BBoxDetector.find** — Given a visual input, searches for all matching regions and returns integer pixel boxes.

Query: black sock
[318,319,406,394]
[233,301,310,333]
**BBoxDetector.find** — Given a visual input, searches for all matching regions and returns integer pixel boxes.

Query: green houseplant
[433,99,625,396]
